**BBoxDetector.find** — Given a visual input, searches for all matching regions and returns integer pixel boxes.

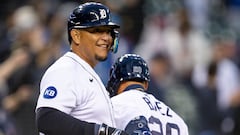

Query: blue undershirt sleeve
[36,107,99,135]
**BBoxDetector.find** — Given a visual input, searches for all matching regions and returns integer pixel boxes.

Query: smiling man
[71,26,116,66]
[35,2,127,135]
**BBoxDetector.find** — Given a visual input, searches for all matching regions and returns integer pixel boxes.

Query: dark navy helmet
[106,54,150,97]
[68,2,119,29]
[67,2,120,53]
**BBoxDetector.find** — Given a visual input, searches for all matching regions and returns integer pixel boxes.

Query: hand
[125,116,152,135]
[99,123,129,135]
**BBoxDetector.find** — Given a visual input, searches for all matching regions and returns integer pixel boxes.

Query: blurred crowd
[0,0,240,135]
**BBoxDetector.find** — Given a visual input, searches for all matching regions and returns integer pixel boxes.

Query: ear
[70,29,81,44]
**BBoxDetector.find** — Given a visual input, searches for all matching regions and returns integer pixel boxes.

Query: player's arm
[36,107,128,135]
[124,116,152,135]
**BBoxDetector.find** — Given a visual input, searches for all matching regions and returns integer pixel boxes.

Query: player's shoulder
[41,54,78,80]
[111,90,143,106]
[143,92,187,122]
[45,57,73,74]
[115,90,143,99]
[47,52,86,72]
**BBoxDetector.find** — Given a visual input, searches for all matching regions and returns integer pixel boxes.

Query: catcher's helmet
[67,2,120,53]
[106,54,150,97]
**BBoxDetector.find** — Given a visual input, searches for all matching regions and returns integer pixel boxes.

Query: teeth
[99,45,108,48]
[102,45,107,48]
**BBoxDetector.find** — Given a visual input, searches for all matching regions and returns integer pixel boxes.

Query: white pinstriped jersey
[111,89,189,135]
[36,52,115,126]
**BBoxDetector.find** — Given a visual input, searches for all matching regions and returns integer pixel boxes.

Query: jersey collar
[124,84,145,92]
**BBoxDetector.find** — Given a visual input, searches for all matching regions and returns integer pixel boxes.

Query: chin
[96,55,108,61]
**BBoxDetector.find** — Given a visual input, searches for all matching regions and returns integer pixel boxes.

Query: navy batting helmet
[106,54,150,97]
[67,2,120,53]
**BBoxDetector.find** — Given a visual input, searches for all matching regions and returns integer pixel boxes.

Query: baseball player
[35,2,128,135]
[107,54,189,135]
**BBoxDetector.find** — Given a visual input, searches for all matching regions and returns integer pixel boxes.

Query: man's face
[72,26,114,67]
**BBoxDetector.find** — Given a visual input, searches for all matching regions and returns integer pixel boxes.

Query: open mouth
[97,44,109,49]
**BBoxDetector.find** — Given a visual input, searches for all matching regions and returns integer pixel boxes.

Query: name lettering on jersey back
[142,94,172,117]
[43,86,57,99]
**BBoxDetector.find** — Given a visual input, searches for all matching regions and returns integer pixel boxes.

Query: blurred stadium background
[0,0,240,135]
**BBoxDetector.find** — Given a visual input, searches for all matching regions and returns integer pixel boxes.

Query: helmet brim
[70,22,120,29]
[107,22,120,28]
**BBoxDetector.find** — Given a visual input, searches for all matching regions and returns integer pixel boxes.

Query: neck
[118,81,147,94]
[71,48,97,68]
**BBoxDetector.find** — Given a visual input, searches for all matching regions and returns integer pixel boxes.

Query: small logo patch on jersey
[43,86,57,99]
[89,78,93,82]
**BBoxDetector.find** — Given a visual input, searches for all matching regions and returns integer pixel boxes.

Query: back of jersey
[111,90,189,135]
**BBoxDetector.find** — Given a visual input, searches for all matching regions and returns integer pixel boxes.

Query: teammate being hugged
[107,54,189,135]
[35,2,127,135]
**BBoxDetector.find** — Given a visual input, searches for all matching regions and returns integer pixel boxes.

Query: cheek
[81,34,97,46]
[110,37,114,45]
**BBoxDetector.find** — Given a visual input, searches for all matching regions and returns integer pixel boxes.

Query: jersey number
[149,116,180,135]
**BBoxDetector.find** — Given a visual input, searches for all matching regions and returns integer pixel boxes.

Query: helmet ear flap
[111,30,119,53]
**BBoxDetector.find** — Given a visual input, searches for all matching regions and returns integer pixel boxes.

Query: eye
[90,28,100,33]
[85,28,112,34]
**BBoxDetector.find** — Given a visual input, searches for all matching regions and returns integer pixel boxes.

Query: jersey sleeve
[36,66,77,114]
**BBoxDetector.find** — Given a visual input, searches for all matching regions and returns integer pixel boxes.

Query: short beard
[95,55,108,62]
